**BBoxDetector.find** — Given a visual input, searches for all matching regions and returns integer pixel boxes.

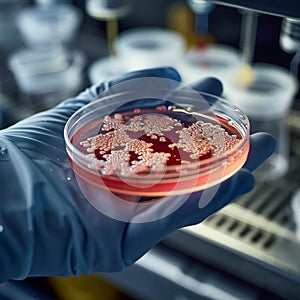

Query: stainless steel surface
[103,245,276,300]
[163,110,300,298]
[196,0,300,19]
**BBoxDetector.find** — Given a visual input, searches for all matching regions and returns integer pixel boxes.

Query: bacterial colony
[78,105,241,177]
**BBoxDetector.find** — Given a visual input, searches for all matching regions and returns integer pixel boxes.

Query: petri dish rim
[64,91,250,181]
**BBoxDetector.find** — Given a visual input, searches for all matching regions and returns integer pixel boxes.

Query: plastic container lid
[16,3,82,47]
[177,44,241,92]
[9,47,85,96]
[88,56,127,86]
[114,27,186,71]
[226,64,299,120]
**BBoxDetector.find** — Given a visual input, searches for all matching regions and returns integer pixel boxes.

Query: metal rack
[162,110,300,299]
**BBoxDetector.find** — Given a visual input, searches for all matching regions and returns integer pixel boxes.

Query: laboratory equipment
[99,2,300,300]
[85,0,130,20]
[113,27,186,71]
[177,43,241,94]
[188,0,300,19]
[188,1,300,72]
[88,56,126,85]
[16,1,83,48]
[8,0,85,110]
[227,64,298,119]
[291,188,300,243]
[8,48,85,109]
[85,0,131,56]
[187,0,215,34]
[225,64,298,181]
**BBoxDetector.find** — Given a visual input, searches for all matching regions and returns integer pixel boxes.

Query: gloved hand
[0,67,276,283]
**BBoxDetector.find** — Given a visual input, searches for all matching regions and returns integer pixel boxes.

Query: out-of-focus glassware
[177,44,241,95]
[226,63,298,181]
[88,56,126,86]
[8,48,85,109]
[8,1,85,110]
[113,27,186,71]
[16,1,83,48]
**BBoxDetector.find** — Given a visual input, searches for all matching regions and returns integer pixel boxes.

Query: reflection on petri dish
[65,86,250,198]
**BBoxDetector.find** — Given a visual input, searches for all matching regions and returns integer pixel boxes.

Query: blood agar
[66,100,249,197]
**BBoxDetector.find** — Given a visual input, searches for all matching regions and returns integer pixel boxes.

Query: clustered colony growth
[79,108,241,176]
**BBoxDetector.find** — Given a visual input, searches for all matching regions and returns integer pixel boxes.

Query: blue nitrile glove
[0,67,276,283]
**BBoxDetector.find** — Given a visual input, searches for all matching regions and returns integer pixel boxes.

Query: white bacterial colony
[80,110,240,176]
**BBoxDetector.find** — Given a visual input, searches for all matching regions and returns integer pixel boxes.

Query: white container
[177,44,241,93]
[16,3,82,48]
[114,27,186,71]
[88,56,127,86]
[226,63,298,181]
[226,64,298,120]
[9,48,85,104]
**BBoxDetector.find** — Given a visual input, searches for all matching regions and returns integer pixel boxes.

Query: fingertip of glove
[256,132,277,154]
[245,132,277,172]
[235,168,255,195]
[189,77,223,97]
[113,67,182,85]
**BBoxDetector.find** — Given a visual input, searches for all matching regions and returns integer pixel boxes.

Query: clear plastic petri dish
[65,79,250,199]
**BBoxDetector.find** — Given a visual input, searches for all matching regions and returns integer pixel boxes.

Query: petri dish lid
[16,3,82,46]
[114,27,186,70]
[88,56,127,86]
[226,63,299,119]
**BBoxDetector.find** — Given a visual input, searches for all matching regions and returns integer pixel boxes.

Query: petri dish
[64,79,250,199]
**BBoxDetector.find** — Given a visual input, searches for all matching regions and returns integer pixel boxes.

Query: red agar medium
[69,104,249,197]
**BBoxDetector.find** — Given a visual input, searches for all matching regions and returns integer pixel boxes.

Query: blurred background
[1,0,300,299]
